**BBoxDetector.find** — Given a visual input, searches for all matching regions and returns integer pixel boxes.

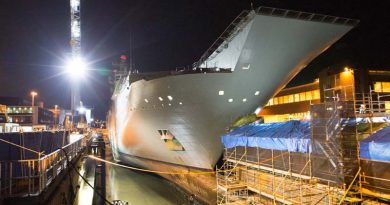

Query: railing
[194,10,252,68]
[0,136,86,197]
[256,6,359,26]
[338,167,361,204]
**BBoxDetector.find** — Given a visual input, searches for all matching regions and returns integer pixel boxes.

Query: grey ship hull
[108,8,356,204]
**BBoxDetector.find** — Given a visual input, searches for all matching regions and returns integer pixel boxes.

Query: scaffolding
[217,87,390,205]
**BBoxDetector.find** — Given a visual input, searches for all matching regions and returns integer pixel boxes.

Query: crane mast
[70,0,81,117]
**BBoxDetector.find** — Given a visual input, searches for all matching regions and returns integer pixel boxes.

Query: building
[0,104,7,123]
[6,105,54,126]
[259,67,390,123]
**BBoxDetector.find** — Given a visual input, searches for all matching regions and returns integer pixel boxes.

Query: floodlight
[65,57,87,79]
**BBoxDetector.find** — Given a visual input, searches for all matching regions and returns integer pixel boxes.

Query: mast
[70,0,81,115]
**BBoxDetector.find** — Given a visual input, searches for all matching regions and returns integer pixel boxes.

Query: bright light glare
[66,57,87,78]
[78,106,86,114]
[254,107,262,115]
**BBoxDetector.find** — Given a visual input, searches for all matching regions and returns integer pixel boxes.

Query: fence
[0,136,86,197]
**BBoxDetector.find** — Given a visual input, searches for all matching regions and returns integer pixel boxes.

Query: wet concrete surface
[74,158,95,205]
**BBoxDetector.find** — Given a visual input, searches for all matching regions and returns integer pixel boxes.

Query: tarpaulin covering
[360,125,390,162]
[221,120,311,153]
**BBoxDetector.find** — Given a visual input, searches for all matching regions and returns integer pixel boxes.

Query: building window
[283,96,289,104]
[294,94,300,102]
[374,82,390,93]
[288,95,294,103]
[299,93,306,101]
[264,89,321,107]
[305,91,312,100]
[278,97,284,104]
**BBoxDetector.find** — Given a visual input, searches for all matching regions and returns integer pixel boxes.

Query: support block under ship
[108,7,358,204]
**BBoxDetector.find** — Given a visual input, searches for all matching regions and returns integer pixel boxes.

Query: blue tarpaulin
[360,125,390,162]
[221,120,311,153]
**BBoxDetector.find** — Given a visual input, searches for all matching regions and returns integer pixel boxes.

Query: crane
[69,0,82,121]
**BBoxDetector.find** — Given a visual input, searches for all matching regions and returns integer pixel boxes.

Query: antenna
[129,31,133,73]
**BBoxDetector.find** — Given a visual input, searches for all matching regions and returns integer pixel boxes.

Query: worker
[359,104,366,114]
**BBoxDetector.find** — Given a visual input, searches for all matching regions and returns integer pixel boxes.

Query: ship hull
[108,8,356,204]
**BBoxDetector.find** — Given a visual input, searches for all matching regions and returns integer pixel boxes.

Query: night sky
[0,0,389,119]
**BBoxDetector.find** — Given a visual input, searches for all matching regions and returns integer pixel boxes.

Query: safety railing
[256,6,359,26]
[0,136,86,197]
[194,10,252,68]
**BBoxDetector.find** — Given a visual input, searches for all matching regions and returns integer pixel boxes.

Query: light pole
[30,91,37,125]
[54,105,58,129]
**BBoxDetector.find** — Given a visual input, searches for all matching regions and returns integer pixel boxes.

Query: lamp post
[30,91,37,125]
[54,105,58,129]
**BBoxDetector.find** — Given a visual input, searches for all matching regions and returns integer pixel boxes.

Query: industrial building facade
[259,67,390,123]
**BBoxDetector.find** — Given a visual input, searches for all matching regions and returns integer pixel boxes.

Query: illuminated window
[305,91,312,100]
[299,93,306,101]
[278,97,284,104]
[374,82,390,93]
[274,97,279,105]
[283,96,289,103]
[385,82,390,92]
[313,90,320,99]
[288,95,294,103]
[374,82,382,92]
[269,98,274,106]
[294,94,300,102]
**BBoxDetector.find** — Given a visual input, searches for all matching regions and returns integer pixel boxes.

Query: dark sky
[0,0,389,119]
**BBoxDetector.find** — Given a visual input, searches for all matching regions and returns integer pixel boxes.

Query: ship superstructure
[108,7,358,204]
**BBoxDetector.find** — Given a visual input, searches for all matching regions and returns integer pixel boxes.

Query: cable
[0,138,44,156]
[88,155,216,175]
[88,152,287,175]
[60,148,113,205]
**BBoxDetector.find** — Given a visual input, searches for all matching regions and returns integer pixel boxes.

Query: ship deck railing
[0,136,86,198]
